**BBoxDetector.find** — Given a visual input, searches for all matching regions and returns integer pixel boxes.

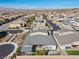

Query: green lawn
[66,50,79,55]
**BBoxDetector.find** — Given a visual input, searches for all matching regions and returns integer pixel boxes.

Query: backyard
[66,50,79,55]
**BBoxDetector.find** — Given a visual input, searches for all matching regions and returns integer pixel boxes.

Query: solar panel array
[0,44,15,58]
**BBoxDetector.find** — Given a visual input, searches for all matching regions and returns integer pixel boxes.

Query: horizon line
[0,6,79,10]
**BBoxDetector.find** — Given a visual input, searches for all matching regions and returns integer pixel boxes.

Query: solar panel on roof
[0,44,15,58]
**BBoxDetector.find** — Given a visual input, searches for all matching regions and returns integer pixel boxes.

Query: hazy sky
[0,0,79,9]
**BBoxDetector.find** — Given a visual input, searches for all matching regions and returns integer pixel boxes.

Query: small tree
[24,23,27,27]
[45,23,48,26]
[20,23,23,27]
[35,48,46,55]
[42,14,48,20]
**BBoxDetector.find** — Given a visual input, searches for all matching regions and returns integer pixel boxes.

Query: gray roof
[21,45,32,52]
[3,29,23,34]
[56,29,75,33]
[21,29,56,53]
[54,29,79,45]
[24,35,55,45]
[30,29,47,33]
[23,29,55,45]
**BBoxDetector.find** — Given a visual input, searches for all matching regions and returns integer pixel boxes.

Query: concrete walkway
[8,34,17,42]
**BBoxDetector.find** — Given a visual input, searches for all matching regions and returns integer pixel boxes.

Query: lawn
[66,50,79,55]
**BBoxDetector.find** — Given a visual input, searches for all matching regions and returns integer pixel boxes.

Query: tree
[26,16,35,28]
[24,23,27,27]
[42,14,48,20]
[35,47,46,55]
[20,23,23,27]
[45,23,48,26]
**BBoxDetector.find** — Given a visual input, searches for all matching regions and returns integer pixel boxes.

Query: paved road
[46,19,67,55]
[46,20,61,31]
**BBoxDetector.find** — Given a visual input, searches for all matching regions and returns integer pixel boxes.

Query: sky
[0,0,79,9]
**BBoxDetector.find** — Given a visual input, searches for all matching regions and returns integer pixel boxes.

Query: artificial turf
[66,50,79,55]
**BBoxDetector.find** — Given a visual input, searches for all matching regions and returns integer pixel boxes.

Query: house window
[22,52,25,55]
[65,46,71,49]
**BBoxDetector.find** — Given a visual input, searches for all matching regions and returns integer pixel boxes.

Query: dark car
[0,31,7,38]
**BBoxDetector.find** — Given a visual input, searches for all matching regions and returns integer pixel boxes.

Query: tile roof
[54,29,79,45]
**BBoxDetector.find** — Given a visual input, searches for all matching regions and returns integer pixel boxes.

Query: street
[46,20,60,31]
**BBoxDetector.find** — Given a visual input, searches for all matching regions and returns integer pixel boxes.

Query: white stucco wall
[60,44,71,50]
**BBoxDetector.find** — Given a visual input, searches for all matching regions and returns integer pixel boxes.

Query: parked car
[0,31,7,38]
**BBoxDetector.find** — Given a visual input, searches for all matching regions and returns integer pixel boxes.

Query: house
[61,18,78,30]
[21,29,56,55]
[62,19,76,26]
[9,23,21,29]
[53,29,79,50]
[33,18,46,29]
